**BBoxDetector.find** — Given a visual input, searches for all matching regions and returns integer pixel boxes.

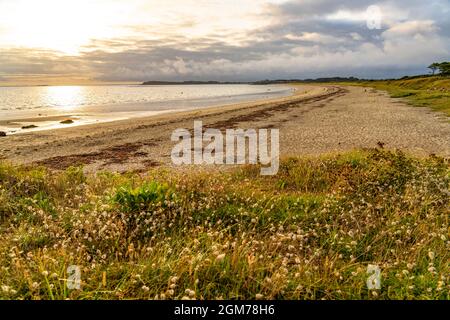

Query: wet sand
[0,84,449,172]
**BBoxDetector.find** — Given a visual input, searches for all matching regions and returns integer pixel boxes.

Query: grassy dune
[357,76,450,116]
[0,149,448,300]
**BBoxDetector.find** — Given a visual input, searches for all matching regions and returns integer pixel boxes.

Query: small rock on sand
[21,125,38,129]
[0,131,6,137]
[60,119,74,124]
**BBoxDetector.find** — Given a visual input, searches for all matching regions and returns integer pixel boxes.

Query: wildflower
[185,289,195,298]
[142,286,149,292]
[255,294,264,300]
[216,254,226,262]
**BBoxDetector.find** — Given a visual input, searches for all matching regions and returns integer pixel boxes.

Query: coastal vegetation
[357,76,450,117]
[255,62,450,117]
[0,149,448,300]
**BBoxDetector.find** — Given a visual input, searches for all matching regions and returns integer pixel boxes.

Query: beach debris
[60,119,74,124]
[0,131,6,137]
[21,125,38,129]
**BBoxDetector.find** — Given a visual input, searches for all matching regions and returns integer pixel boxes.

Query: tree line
[428,62,450,75]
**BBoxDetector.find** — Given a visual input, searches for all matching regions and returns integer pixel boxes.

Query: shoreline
[0,84,449,172]
[0,84,295,135]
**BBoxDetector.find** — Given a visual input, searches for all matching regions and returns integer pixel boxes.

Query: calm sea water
[0,84,292,121]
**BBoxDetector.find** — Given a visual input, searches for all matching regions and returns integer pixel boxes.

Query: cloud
[285,32,345,44]
[268,0,376,18]
[0,0,449,83]
[382,20,438,38]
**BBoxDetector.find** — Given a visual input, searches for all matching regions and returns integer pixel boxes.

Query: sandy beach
[0,84,449,172]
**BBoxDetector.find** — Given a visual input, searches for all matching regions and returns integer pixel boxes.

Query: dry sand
[0,85,449,172]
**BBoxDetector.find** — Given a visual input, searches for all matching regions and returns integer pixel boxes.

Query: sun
[0,0,121,55]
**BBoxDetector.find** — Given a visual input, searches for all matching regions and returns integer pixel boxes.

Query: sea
[0,84,292,134]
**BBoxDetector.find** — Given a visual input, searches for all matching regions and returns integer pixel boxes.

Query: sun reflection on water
[44,86,85,112]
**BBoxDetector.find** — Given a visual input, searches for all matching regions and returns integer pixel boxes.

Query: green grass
[0,149,448,300]
[340,76,450,116]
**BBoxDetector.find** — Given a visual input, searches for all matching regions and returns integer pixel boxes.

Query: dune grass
[353,76,450,116]
[0,149,448,300]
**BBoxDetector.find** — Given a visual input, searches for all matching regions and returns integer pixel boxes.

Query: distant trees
[428,62,450,76]
[428,63,440,75]
[438,62,450,75]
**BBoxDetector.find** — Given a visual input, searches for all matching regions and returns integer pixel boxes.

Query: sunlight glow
[44,86,85,111]
[0,0,125,54]
[0,0,272,55]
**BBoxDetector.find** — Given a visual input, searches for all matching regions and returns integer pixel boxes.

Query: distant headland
[141,75,429,86]
[142,80,248,85]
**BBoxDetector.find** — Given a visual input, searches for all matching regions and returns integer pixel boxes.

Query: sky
[0,0,449,85]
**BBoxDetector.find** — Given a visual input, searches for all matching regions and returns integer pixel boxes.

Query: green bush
[113,181,173,212]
